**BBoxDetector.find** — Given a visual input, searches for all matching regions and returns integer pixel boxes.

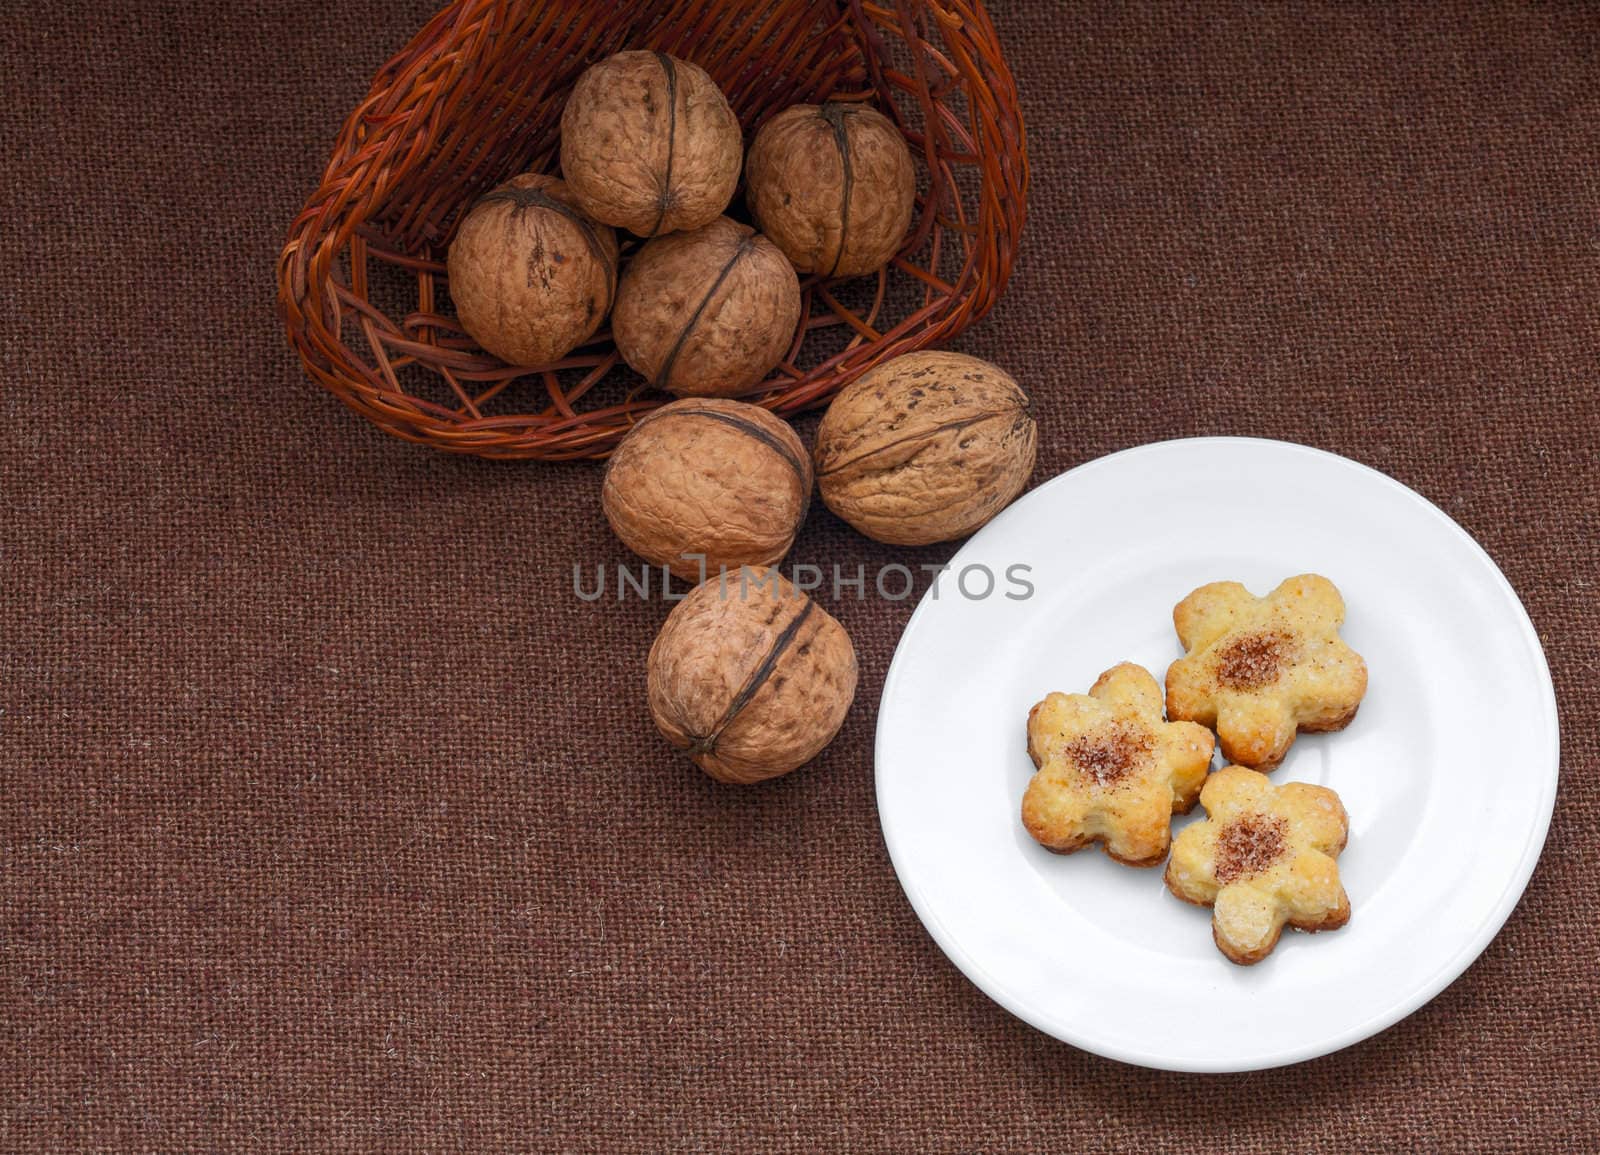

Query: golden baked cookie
[1165,765,1350,965]
[1023,663,1215,867]
[1165,574,1367,771]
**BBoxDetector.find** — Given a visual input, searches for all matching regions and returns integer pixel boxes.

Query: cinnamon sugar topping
[1214,815,1288,882]
[1215,630,1292,689]
[1064,722,1151,787]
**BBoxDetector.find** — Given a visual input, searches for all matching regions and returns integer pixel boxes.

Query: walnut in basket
[648,567,857,784]
[612,217,801,397]
[745,102,916,278]
[445,174,618,366]
[280,2,1030,460]
[560,51,742,238]
[812,350,1036,545]
[602,398,811,581]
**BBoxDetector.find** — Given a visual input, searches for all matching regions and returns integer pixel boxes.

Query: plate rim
[873,435,1561,1073]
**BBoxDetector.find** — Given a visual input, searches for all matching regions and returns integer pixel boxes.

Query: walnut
[745,102,916,277]
[445,173,618,366]
[602,398,812,581]
[812,350,1036,545]
[612,217,800,397]
[560,50,742,237]
[648,567,857,783]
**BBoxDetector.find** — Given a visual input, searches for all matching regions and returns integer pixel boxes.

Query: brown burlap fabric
[2,1,1596,1149]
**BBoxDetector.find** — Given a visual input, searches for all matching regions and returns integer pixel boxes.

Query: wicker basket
[277,0,1028,460]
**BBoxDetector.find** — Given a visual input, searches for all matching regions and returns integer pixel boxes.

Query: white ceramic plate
[875,437,1558,1072]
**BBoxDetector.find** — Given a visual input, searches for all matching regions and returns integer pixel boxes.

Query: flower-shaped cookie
[1165,574,1367,771]
[1165,765,1350,964]
[1023,662,1215,866]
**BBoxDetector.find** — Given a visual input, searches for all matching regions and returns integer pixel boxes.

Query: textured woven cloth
[2,1,1596,1149]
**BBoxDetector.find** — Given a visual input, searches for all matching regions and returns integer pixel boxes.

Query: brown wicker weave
[277,0,1028,460]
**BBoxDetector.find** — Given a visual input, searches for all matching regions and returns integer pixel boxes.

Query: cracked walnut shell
[648,567,858,784]
[560,51,742,237]
[745,102,916,278]
[446,174,618,366]
[812,351,1036,545]
[612,217,801,397]
[602,398,812,582]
